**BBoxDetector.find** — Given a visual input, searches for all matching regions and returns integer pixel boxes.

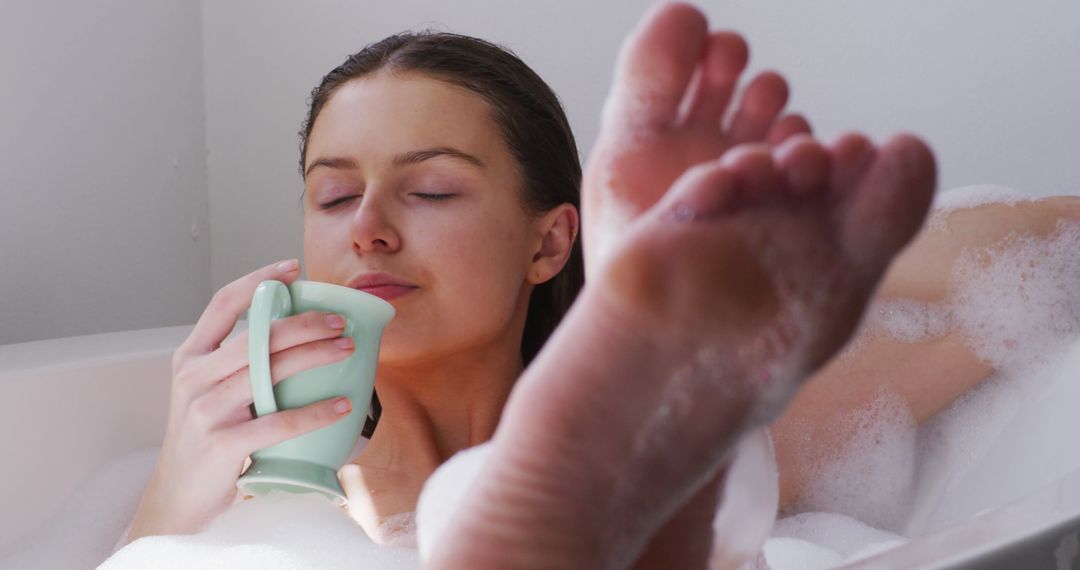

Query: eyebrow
[305,146,485,177]
[304,157,357,177]
[392,146,485,169]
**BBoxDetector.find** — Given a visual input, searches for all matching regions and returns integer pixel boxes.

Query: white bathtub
[1,325,1079,569]
[0,325,191,564]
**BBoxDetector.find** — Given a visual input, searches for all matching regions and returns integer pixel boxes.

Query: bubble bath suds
[100,492,420,570]
[763,188,1080,568]
[928,184,1032,231]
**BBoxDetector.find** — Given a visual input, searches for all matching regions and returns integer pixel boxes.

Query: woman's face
[302,71,539,366]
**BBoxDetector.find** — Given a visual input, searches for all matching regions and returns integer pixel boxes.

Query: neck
[361,334,524,471]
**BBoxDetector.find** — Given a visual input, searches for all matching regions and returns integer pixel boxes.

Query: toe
[654,160,740,222]
[774,135,830,196]
[720,145,782,203]
[828,132,876,194]
[681,31,750,125]
[839,134,937,278]
[729,71,790,144]
[604,2,708,130]
[766,113,813,147]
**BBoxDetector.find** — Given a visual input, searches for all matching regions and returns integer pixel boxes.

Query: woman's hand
[126,259,356,542]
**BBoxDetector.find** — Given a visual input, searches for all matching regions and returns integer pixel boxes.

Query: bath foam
[950,220,1080,370]
[101,492,420,570]
[378,512,418,549]
[770,209,1080,563]
[0,447,157,569]
[760,536,844,570]
[790,390,919,533]
[864,298,948,344]
[762,511,907,570]
[928,184,1031,231]
[868,209,1080,351]
[863,219,1080,371]
[908,338,1080,536]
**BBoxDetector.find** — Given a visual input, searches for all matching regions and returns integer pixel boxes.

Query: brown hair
[299,32,584,436]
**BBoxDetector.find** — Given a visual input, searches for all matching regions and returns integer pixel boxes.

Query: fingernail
[276,259,299,273]
[325,314,346,329]
[335,337,354,350]
[333,397,352,414]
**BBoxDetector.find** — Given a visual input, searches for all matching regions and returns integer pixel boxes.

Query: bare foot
[584,2,809,273]
[424,3,936,569]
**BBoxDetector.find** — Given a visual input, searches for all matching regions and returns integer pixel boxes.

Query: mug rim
[286,279,396,316]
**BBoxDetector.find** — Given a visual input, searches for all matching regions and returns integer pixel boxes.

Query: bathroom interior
[2,0,1080,568]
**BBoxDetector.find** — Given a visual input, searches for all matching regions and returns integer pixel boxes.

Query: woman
[124,8,1047,565]
[126,32,585,544]
[122,20,936,556]
[122,20,823,553]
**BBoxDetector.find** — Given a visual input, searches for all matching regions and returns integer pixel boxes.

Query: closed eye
[413,193,456,201]
[320,196,359,210]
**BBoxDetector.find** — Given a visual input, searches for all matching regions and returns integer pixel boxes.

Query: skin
[125,4,1076,566]
[299,70,579,539]
[425,3,936,568]
[126,70,580,544]
[772,195,1080,511]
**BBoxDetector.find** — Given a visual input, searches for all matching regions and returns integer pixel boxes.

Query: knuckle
[212,285,240,309]
[271,412,302,435]
[187,396,214,426]
[172,378,193,403]
[171,369,197,401]
[205,431,234,460]
[172,365,193,386]
[171,347,187,372]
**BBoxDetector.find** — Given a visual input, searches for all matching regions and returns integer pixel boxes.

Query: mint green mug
[236,279,395,504]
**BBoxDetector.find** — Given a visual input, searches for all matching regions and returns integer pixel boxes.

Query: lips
[347,272,418,302]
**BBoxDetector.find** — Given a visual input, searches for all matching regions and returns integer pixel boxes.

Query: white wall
[202,0,1080,294]
[6,0,1080,344]
[1,0,210,344]
[200,0,650,290]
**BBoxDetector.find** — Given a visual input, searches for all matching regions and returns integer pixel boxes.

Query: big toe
[604,2,708,130]
[838,134,937,279]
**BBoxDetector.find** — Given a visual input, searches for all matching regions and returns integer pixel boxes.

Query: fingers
[225,395,353,458]
[188,310,351,394]
[178,259,302,360]
[196,336,356,427]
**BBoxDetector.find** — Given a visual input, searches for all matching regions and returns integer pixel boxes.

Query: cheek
[424,217,530,309]
[302,219,346,280]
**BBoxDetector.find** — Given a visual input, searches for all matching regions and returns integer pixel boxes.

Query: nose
[350,193,401,254]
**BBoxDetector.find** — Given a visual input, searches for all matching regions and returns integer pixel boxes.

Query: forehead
[306,71,507,169]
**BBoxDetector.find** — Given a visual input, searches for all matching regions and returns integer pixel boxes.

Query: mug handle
[248,280,292,416]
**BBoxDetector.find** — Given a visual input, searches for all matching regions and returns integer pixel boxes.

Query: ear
[527,204,579,285]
